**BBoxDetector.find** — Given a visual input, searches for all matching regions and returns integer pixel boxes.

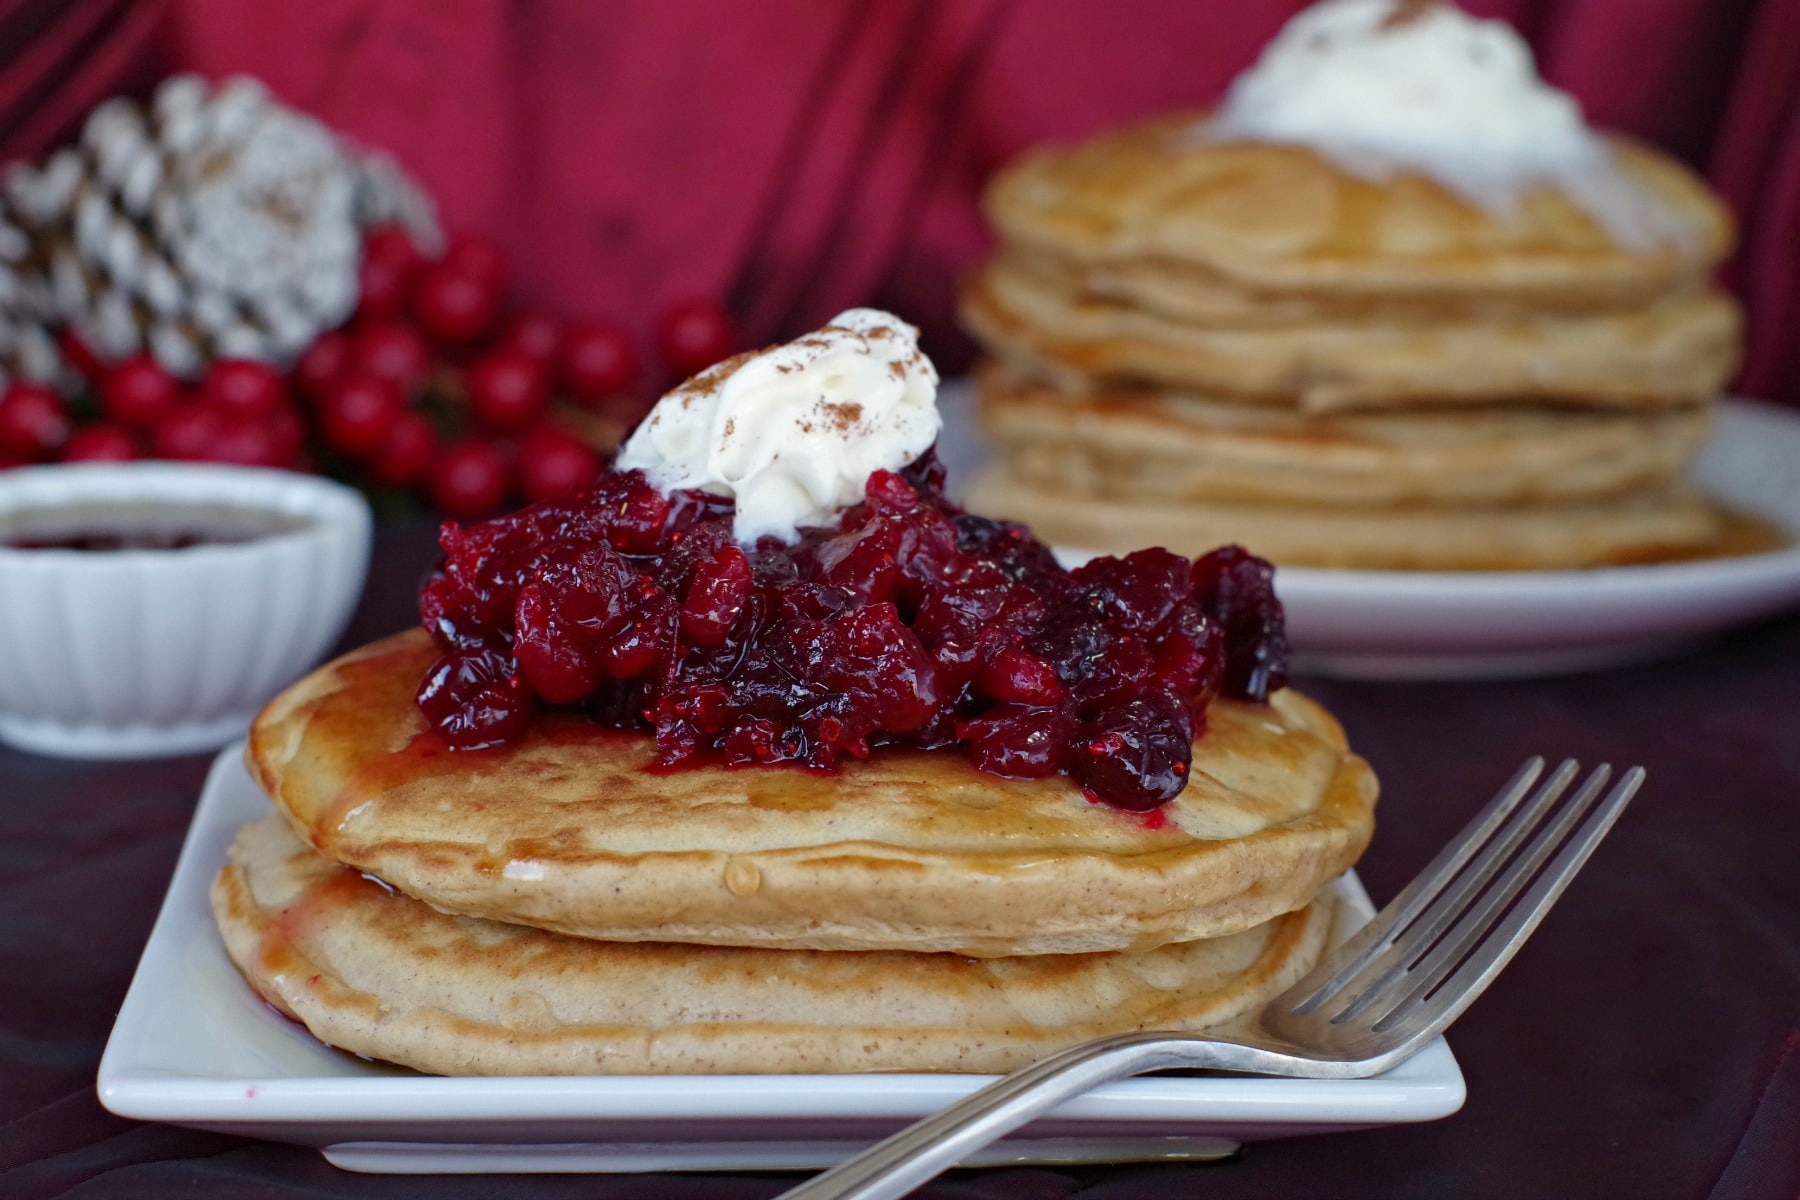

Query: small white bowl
[0,463,371,759]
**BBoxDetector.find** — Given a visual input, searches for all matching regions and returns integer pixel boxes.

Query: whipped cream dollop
[1208,0,1683,246]
[616,308,941,545]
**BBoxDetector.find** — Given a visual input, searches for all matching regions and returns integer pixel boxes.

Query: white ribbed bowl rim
[0,463,371,758]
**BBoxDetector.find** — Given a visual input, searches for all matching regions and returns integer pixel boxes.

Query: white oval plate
[1272,399,1800,678]
[1014,397,1800,681]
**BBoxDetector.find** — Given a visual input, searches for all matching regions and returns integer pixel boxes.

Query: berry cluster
[416,454,1288,811]
[0,225,742,522]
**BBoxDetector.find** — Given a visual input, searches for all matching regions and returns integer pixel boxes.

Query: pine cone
[0,196,65,392]
[2,74,439,379]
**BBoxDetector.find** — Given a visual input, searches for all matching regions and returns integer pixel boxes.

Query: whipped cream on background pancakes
[1206,0,1690,248]
[616,308,941,545]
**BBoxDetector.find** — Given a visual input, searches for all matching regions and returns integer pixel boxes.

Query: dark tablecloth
[4,518,1798,1199]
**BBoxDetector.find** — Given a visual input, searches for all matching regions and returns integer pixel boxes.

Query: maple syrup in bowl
[0,463,371,759]
[3,504,315,552]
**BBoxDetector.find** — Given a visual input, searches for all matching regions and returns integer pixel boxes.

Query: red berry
[465,350,549,433]
[977,648,1066,707]
[262,406,307,466]
[201,358,287,420]
[679,543,752,648]
[357,225,423,321]
[414,262,502,345]
[366,409,438,488]
[0,383,70,458]
[501,314,561,365]
[152,404,221,461]
[318,376,404,457]
[441,233,507,292]
[429,437,512,518]
[358,252,415,323]
[656,298,738,377]
[349,322,432,395]
[102,355,183,428]
[294,330,351,400]
[365,224,423,270]
[516,424,600,504]
[202,416,284,468]
[359,262,412,323]
[61,423,139,463]
[559,321,637,402]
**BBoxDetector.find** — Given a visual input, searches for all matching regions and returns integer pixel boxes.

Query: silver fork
[779,757,1643,1200]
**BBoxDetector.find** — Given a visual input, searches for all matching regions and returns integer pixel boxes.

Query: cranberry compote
[414,450,1287,810]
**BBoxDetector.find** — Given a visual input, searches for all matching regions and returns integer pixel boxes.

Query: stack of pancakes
[960,115,1745,570]
[211,629,1377,1075]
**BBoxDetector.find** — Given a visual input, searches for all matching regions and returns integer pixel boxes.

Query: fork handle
[777,1033,1276,1200]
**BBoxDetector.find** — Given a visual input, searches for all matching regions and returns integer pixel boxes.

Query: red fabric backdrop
[3,0,1796,401]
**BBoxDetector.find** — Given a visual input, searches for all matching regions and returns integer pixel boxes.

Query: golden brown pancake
[999,240,1714,329]
[984,114,1732,306]
[976,367,1712,507]
[212,814,1337,1076]
[968,461,1726,572]
[963,261,1740,411]
[250,630,1377,958]
[959,107,1744,574]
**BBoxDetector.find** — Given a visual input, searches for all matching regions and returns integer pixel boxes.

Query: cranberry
[954,511,1064,582]
[1154,604,1225,714]
[514,540,665,701]
[366,224,424,272]
[200,359,287,420]
[441,233,507,292]
[501,314,562,365]
[1074,695,1193,811]
[201,415,284,468]
[61,423,139,462]
[608,485,672,553]
[318,376,404,457]
[151,404,221,461]
[1191,546,1288,702]
[815,524,900,606]
[0,383,70,458]
[358,254,413,324]
[366,409,438,488]
[806,602,941,738]
[357,225,423,320]
[513,581,606,704]
[466,351,549,433]
[412,454,1289,809]
[417,647,534,748]
[679,543,751,647]
[415,262,501,345]
[429,437,512,518]
[263,405,307,467]
[1073,548,1193,636]
[560,321,637,402]
[294,330,351,400]
[977,647,1065,706]
[291,329,347,399]
[349,322,432,395]
[516,425,599,503]
[655,299,737,377]
[101,356,182,428]
[957,703,1074,778]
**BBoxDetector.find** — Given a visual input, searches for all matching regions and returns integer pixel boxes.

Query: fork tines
[1290,758,1644,1039]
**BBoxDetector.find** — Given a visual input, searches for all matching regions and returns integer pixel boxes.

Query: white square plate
[98,746,1465,1174]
